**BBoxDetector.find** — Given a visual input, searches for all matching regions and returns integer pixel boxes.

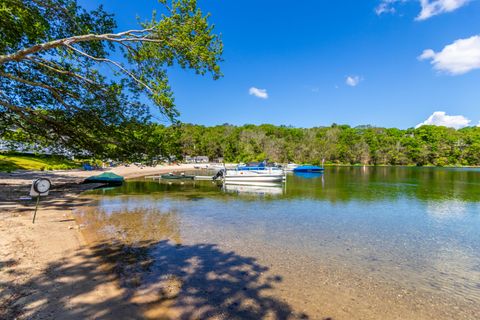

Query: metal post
[32,196,40,224]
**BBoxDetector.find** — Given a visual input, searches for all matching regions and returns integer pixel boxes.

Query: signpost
[30,178,51,224]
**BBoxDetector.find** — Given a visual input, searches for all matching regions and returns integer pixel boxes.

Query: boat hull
[293,165,324,173]
[224,174,284,182]
[224,175,284,182]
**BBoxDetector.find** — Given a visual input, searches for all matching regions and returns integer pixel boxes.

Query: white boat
[284,163,299,172]
[209,164,227,170]
[224,167,285,183]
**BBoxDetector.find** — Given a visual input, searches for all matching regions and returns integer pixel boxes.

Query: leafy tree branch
[0,0,223,158]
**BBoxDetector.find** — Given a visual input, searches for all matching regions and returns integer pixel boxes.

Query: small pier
[145,175,214,180]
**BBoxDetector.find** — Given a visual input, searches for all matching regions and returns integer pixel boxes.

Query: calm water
[76,167,480,319]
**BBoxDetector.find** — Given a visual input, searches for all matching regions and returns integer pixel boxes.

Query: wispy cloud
[416,111,471,129]
[375,0,469,20]
[417,0,469,20]
[375,0,405,15]
[248,87,268,99]
[418,35,480,75]
[345,75,362,87]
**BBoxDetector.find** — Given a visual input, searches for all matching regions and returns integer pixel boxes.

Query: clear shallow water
[76,167,480,319]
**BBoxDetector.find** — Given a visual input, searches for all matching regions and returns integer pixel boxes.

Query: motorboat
[224,168,285,182]
[237,161,283,173]
[293,165,324,173]
[284,163,299,171]
[212,166,285,183]
[210,164,228,170]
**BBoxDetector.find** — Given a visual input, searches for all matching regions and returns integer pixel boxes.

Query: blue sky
[79,0,480,129]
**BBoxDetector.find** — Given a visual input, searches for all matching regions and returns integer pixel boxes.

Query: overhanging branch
[0,27,157,65]
[66,44,154,93]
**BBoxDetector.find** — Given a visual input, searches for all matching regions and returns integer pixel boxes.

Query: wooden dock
[144,175,213,180]
[193,175,214,180]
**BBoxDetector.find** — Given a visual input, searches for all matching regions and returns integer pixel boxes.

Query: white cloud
[375,0,405,15]
[375,0,469,20]
[345,75,362,87]
[417,0,469,20]
[416,111,471,129]
[248,87,268,99]
[418,35,480,75]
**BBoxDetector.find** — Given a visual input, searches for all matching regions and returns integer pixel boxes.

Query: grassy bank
[0,153,80,172]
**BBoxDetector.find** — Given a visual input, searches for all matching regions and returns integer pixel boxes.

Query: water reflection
[223,182,284,196]
[286,166,480,203]
[86,167,480,203]
[293,172,324,180]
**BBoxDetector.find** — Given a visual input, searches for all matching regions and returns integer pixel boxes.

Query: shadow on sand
[1,239,318,319]
[0,181,101,215]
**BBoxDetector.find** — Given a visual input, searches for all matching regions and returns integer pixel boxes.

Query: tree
[168,123,480,167]
[0,0,222,158]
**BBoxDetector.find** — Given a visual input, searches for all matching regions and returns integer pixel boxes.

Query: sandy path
[0,164,195,319]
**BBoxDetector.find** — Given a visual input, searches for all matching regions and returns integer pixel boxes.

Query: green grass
[0,153,81,172]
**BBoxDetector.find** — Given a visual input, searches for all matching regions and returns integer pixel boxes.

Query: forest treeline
[4,123,480,166]
[146,123,480,166]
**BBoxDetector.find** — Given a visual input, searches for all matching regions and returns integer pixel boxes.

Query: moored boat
[284,163,299,171]
[224,167,285,183]
[293,165,324,173]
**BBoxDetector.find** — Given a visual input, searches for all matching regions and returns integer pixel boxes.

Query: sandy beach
[0,164,195,319]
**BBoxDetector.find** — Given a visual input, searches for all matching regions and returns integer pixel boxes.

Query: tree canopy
[0,0,222,157]
[167,123,480,167]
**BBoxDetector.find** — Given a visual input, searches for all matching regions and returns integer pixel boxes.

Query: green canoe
[84,172,125,185]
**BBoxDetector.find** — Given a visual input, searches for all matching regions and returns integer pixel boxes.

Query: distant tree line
[5,123,480,166]
[156,123,480,166]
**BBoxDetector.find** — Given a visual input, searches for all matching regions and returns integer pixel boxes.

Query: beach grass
[0,153,80,172]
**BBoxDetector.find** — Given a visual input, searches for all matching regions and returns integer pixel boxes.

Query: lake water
[76,167,480,319]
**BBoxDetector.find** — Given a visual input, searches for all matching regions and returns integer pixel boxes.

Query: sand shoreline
[0,164,195,319]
